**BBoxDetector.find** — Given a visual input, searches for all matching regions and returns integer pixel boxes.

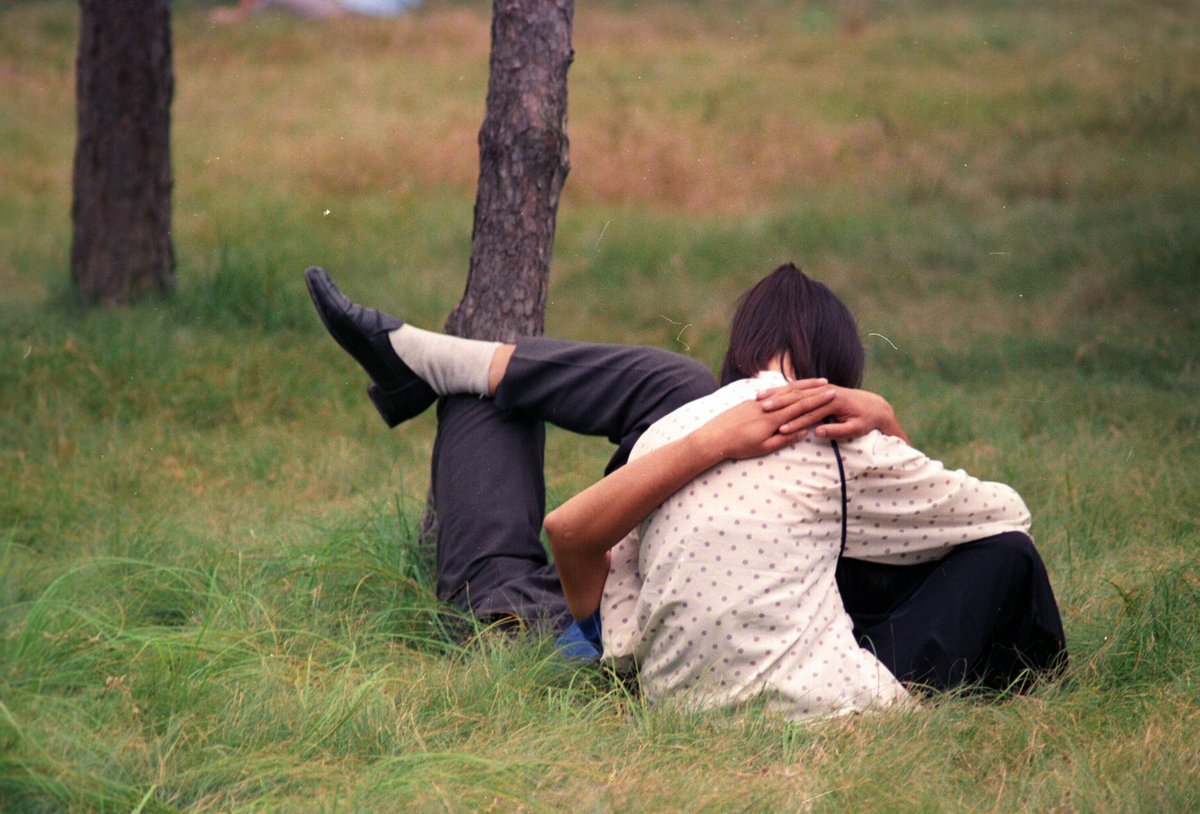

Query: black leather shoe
[304,266,437,426]
[366,381,434,429]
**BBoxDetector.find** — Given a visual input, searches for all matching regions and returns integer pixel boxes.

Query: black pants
[837,532,1068,692]
[427,338,1067,689]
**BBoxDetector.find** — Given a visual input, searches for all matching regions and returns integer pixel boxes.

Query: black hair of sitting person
[719,262,865,388]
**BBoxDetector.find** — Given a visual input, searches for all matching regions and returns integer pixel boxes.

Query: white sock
[387,324,499,396]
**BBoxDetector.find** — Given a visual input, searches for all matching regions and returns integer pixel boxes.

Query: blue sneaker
[555,611,602,662]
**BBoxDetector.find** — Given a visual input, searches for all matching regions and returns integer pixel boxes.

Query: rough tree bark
[71,0,175,305]
[443,0,574,342]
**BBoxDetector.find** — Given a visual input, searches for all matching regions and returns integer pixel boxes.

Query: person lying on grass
[306,262,1066,720]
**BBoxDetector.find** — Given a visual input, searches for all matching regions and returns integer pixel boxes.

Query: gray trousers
[427,338,717,629]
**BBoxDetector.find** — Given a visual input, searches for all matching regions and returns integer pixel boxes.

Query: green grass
[2,0,1199,810]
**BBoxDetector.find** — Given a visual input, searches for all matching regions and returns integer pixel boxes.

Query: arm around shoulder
[547,390,824,619]
[545,430,725,620]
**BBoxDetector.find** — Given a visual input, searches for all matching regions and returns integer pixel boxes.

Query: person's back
[603,367,1036,719]
[602,373,911,719]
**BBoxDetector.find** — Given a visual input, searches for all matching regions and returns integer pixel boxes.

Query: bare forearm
[864,400,909,444]
[546,433,720,551]
[546,432,723,618]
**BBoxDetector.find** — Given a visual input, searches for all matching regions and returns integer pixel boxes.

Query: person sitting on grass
[305,262,1066,720]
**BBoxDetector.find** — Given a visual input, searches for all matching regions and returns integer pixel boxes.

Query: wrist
[876,404,908,443]
[685,424,730,468]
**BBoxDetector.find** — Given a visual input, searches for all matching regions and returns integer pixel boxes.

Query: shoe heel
[367,382,403,428]
[365,378,438,428]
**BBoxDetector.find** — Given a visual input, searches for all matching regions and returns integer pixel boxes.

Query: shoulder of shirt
[838,428,930,471]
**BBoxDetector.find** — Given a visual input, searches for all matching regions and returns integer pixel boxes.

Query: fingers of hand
[776,396,838,434]
[813,419,863,440]
[761,386,835,412]
[758,378,828,405]
[762,430,804,453]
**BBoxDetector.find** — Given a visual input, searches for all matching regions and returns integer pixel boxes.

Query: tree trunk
[443,0,574,341]
[71,0,175,305]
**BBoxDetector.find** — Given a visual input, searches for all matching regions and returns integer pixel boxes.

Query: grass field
[2,0,1199,810]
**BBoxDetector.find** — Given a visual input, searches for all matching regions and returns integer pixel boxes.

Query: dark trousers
[428,338,716,628]
[837,532,1068,692]
[428,338,1067,690]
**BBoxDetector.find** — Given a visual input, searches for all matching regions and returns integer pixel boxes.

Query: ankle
[387,325,499,397]
[487,344,517,397]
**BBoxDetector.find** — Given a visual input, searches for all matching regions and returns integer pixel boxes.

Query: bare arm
[545,381,834,620]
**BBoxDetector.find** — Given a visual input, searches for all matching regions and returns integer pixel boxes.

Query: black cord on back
[831,439,849,558]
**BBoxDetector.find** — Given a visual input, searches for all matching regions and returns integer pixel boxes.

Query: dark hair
[718,263,864,388]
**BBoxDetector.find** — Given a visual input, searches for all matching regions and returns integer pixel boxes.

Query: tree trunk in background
[71,0,175,305]
[443,0,574,341]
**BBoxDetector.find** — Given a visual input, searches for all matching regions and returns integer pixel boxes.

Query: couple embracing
[306,261,1066,720]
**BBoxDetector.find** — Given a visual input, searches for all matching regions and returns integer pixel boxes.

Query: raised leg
[429,395,570,628]
[432,339,717,630]
[303,268,719,631]
[495,337,717,473]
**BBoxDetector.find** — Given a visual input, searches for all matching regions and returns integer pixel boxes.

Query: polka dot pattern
[601,372,1032,721]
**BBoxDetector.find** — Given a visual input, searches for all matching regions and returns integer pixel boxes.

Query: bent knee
[963,531,1042,582]
[989,531,1037,557]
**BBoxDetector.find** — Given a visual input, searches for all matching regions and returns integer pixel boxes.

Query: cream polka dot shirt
[601,372,1032,720]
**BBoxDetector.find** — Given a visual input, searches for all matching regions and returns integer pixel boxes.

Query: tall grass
[2,0,1198,810]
